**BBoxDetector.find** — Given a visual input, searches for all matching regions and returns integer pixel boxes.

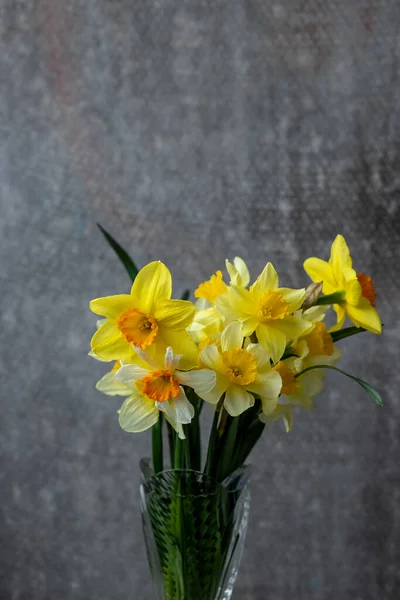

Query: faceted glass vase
[140,458,251,600]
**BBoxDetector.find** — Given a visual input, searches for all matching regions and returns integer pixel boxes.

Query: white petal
[164,346,182,371]
[116,364,150,384]
[118,391,159,432]
[163,416,186,439]
[157,388,194,424]
[224,385,255,417]
[221,321,243,352]
[89,349,110,362]
[96,372,132,396]
[177,369,216,396]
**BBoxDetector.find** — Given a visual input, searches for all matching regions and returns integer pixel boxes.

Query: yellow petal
[344,277,362,306]
[278,288,306,313]
[273,316,313,342]
[118,391,159,433]
[259,405,293,432]
[293,370,324,402]
[246,343,271,371]
[91,321,133,360]
[250,262,279,298]
[224,385,255,416]
[155,298,195,329]
[256,324,286,364]
[200,344,225,372]
[246,371,282,404]
[227,285,256,317]
[329,234,352,279]
[241,316,260,337]
[303,257,336,293]
[329,304,347,332]
[131,261,172,313]
[90,294,134,319]
[221,321,244,352]
[226,257,250,287]
[345,298,382,334]
[200,373,229,405]
[160,328,199,369]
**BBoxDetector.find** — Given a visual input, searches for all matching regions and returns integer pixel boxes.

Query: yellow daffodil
[303,234,382,334]
[216,263,312,364]
[188,299,224,348]
[115,347,215,437]
[190,258,249,348]
[198,321,282,417]
[194,270,227,303]
[90,261,198,369]
[194,257,250,303]
[271,321,341,412]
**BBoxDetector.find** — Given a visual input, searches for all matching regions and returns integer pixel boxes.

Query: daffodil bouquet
[89,228,383,600]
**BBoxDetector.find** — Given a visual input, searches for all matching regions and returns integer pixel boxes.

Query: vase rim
[140,457,251,494]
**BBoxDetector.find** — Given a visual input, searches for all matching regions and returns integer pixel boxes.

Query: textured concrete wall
[1,1,400,599]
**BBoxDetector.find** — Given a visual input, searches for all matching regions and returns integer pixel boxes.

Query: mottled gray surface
[1,1,400,599]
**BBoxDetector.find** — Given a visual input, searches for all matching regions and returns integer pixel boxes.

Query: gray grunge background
[1,1,400,599]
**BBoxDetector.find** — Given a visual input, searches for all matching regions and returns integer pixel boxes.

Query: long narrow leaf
[295,365,383,406]
[181,289,191,301]
[97,223,139,282]
[330,326,367,342]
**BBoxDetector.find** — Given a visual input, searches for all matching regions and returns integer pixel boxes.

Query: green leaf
[315,290,346,305]
[181,289,191,301]
[295,364,383,406]
[331,326,367,342]
[97,223,139,282]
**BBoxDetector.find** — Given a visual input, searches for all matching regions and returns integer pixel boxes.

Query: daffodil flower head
[194,257,250,305]
[194,270,227,303]
[115,346,216,438]
[272,321,341,413]
[215,263,313,364]
[199,321,282,417]
[89,261,198,369]
[303,234,382,334]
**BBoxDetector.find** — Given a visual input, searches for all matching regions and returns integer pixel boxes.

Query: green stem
[174,435,183,470]
[152,414,164,474]
[330,325,366,342]
[182,429,192,471]
[204,408,220,479]
[217,416,239,482]
[166,420,175,468]
[315,290,346,305]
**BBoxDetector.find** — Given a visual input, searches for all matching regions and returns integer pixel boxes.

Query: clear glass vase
[139,458,251,600]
